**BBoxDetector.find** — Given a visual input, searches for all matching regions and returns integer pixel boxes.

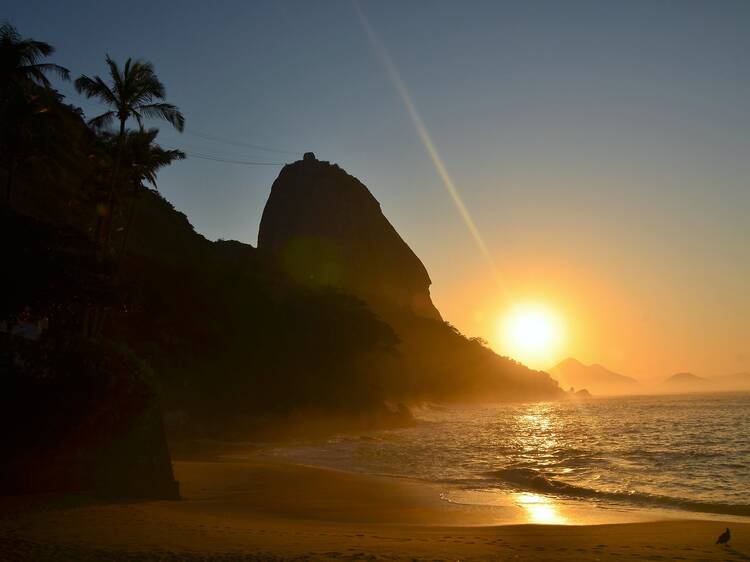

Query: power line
[182,129,302,156]
[180,150,287,166]
[60,87,304,158]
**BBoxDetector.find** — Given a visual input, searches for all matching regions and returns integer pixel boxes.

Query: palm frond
[32,62,70,81]
[139,102,184,131]
[26,66,52,88]
[0,23,20,43]
[1,24,68,90]
[75,74,118,106]
[105,55,124,98]
[88,110,117,130]
[22,38,54,62]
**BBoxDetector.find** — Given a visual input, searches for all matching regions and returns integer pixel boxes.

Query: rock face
[258,155,441,321]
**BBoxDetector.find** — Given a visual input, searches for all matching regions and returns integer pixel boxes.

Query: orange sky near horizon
[429,251,748,379]
[349,4,749,380]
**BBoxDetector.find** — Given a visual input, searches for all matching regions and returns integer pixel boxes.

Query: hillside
[258,154,562,403]
[3,90,563,481]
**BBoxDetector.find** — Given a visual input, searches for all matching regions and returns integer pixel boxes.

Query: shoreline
[1,455,748,561]
[257,446,750,525]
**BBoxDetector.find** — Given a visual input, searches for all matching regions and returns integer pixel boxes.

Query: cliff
[258,153,441,321]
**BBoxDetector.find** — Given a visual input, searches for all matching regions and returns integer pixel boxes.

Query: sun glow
[514,493,568,525]
[499,303,565,369]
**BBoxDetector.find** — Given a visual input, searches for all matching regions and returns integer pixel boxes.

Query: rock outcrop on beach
[258,153,441,321]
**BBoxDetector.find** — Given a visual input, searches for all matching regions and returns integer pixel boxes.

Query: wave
[487,467,750,517]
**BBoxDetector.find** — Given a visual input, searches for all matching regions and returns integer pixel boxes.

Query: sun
[498,303,565,369]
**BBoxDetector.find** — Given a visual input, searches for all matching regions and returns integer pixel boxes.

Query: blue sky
[7,1,750,375]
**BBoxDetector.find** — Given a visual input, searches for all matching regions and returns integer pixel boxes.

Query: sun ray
[354,3,503,286]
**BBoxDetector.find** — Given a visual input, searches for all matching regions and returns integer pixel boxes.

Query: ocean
[270,393,750,520]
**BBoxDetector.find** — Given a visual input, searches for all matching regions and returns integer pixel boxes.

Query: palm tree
[74,56,184,244]
[0,23,70,98]
[0,23,70,206]
[74,56,184,138]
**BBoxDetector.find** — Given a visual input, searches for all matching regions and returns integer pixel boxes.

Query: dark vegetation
[1,24,560,496]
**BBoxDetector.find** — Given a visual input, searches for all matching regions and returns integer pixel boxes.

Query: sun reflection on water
[514,493,567,524]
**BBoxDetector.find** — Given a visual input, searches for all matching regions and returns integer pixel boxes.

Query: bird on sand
[716,527,731,546]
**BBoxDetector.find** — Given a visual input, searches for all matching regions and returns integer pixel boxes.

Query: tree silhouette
[0,23,69,92]
[0,23,70,206]
[74,56,184,244]
[108,128,185,261]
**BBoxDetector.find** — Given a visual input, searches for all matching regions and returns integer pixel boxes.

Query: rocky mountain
[258,153,441,321]
[258,154,562,403]
[549,358,640,396]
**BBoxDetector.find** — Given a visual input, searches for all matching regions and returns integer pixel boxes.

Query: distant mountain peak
[556,357,585,369]
[550,357,639,396]
[664,372,707,383]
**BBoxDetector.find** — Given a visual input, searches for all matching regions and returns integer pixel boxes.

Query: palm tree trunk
[116,183,140,273]
[101,118,127,249]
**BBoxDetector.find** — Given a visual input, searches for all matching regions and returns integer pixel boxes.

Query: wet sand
[1,457,748,561]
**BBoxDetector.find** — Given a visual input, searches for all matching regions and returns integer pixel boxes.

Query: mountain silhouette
[258,153,441,321]
[661,372,712,393]
[259,154,562,402]
[550,358,640,396]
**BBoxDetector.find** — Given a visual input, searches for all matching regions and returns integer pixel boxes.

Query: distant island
[549,357,750,396]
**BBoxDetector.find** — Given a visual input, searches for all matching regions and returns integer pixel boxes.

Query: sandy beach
[1,456,747,561]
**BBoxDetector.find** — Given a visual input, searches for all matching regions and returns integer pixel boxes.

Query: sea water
[271,393,750,519]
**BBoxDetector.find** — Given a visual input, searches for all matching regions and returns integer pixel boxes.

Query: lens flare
[354,3,501,282]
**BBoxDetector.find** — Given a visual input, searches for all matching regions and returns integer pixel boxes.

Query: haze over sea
[272,393,750,521]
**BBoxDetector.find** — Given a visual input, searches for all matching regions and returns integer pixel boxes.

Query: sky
[7,0,749,377]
